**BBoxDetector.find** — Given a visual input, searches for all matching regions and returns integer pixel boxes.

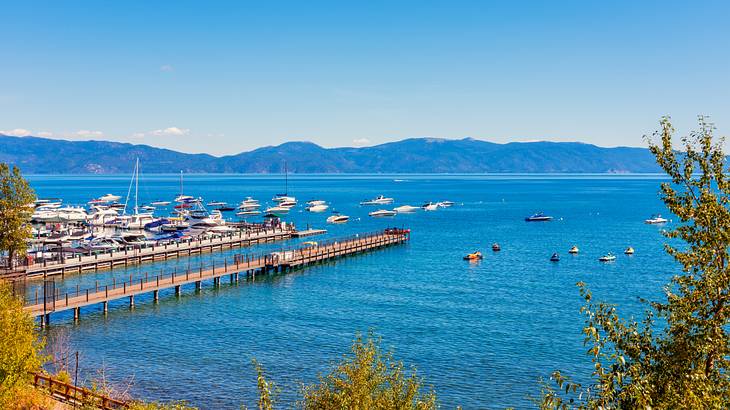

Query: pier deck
[16,226,324,279]
[25,228,410,323]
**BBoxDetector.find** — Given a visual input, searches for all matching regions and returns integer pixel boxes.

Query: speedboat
[550,252,560,262]
[87,207,119,226]
[151,200,171,206]
[112,232,156,247]
[99,193,122,202]
[279,200,297,208]
[525,213,553,222]
[272,195,296,203]
[393,205,419,213]
[236,210,261,216]
[463,251,483,261]
[206,201,227,207]
[624,247,635,255]
[599,253,617,262]
[80,237,120,252]
[306,200,326,206]
[326,211,349,224]
[568,245,579,254]
[307,204,329,213]
[360,195,394,205]
[239,197,260,208]
[422,202,438,211]
[492,243,501,252]
[369,209,396,217]
[265,206,290,214]
[437,201,455,207]
[644,214,668,224]
[175,194,195,203]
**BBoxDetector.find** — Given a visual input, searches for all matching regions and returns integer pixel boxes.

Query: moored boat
[644,214,668,224]
[550,252,560,262]
[394,205,419,213]
[568,245,579,254]
[463,251,483,261]
[525,212,553,222]
[369,209,396,217]
[360,195,394,205]
[599,253,617,262]
[326,212,349,223]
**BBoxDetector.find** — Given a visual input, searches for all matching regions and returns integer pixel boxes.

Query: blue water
[27,174,676,409]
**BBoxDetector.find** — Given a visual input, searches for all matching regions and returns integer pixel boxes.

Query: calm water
[27,174,676,409]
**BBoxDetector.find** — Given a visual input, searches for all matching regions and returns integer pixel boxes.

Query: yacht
[236,210,261,216]
[393,205,419,213]
[279,199,297,208]
[119,213,156,230]
[525,212,553,222]
[151,200,171,206]
[437,201,455,207]
[272,161,295,203]
[326,212,349,224]
[81,237,120,252]
[307,203,329,213]
[422,202,438,211]
[112,232,156,247]
[369,209,397,217]
[175,171,194,202]
[306,200,326,206]
[265,206,290,214]
[88,206,119,226]
[599,253,617,262]
[207,201,227,207]
[644,214,668,224]
[360,195,394,205]
[99,193,122,202]
[139,205,156,212]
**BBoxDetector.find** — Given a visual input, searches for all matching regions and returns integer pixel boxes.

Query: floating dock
[15,226,325,279]
[26,228,410,325]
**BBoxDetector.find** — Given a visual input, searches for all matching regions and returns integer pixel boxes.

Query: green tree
[538,116,730,409]
[0,280,45,406]
[300,332,437,410]
[0,164,35,269]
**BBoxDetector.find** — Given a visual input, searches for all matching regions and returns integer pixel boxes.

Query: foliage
[300,331,437,410]
[0,163,35,269]
[538,116,730,409]
[0,280,45,406]
[252,359,276,410]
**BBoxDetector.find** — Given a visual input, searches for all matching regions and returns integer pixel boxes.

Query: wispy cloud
[0,128,32,136]
[352,137,371,146]
[150,127,189,136]
[160,64,174,72]
[37,131,53,137]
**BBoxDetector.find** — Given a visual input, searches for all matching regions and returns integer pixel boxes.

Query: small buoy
[624,247,634,255]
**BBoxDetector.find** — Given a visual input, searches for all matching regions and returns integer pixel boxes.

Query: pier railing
[24,228,410,318]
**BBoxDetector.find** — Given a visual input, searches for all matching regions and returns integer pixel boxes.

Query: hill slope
[0,134,660,174]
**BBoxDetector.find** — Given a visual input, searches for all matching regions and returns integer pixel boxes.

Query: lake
[27,174,676,409]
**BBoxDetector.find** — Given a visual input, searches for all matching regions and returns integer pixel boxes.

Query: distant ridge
[0,134,660,174]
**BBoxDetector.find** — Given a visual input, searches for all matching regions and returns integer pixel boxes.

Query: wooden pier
[25,228,410,325]
[16,226,323,279]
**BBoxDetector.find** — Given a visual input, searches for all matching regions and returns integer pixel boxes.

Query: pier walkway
[14,226,319,279]
[26,228,410,325]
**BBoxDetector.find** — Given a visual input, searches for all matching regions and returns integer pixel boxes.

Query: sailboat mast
[134,158,139,214]
[179,170,183,196]
[285,161,288,196]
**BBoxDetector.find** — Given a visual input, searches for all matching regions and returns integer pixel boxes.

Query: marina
[25,228,410,325]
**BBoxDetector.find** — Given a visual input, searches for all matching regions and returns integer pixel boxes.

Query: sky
[1,1,728,155]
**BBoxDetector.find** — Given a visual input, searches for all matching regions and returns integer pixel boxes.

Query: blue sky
[1,1,728,155]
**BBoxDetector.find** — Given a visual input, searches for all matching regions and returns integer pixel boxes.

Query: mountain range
[0,134,660,174]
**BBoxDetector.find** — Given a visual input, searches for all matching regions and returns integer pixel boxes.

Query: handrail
[33,372,128,409]
[25,228,409,309]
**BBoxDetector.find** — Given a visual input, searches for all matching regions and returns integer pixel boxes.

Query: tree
[300,332,437,410]
[538,116,730,409]
[0,280,45,406]
[0,164,35,269]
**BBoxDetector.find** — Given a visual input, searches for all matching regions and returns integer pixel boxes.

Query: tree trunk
[8,249,15,270]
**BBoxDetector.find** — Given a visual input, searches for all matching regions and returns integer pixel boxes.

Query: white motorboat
[151,200,171,206]
[437,201,454,207]
[644,214,668,224]
[394,205,419,213]
[236,210,261,216]
[422,202,438,211]
[265,206,290,214]
[307,204,329,212]
[599,253,617,262]
[279,199,297,208]
[99,193,122,202]
[87,207,119,226]
[112,232,156,247]
[139,205,156,212]
[207,201,227,207]
[369,209,397,217]
[306,200,326,206]
[119,213,156,230]
[81,237,120,252]
[360,195,394,205]
[326,213,349,223]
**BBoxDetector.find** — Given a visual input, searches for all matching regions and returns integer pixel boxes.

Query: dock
[25,228,410,325]
[13,226,326,279]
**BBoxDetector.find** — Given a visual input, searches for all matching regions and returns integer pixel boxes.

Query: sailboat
[175,171,194,203]
[118,158,156,230]
[272,162,296,204]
